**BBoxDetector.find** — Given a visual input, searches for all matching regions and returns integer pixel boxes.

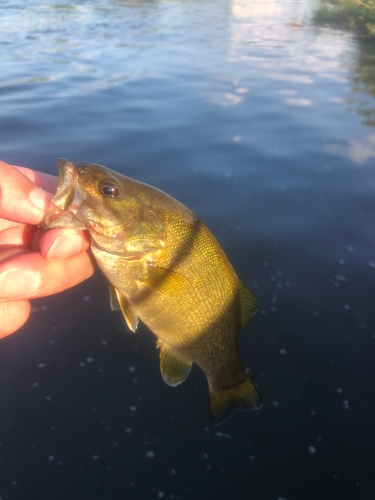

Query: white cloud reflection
[207,91,244,108]
[232,1,285,19]
[225,0,350,103]
[318,73,348,83]
[266,73,314,84]
[285,97,311,106]
[202,0,351,112]
[327,134,375,163]
[279,90,296,95]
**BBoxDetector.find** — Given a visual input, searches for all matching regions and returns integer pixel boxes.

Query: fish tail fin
[209,376,262,424]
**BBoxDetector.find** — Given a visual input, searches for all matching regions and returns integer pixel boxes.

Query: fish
[41,158,262,423]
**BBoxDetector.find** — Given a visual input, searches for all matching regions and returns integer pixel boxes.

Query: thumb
[0,300,31,338]
[0,162,52,225]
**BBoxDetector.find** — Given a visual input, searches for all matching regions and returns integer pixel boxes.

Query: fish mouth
[39,158,87,230]
[56,158,76,196]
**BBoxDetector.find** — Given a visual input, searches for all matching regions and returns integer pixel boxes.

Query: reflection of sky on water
[0,0,373,124]
[1,0,374,165]
[227,0,353,109]
[328,133,375,163]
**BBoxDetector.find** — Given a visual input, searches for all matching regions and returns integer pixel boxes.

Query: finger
[36,228,91,261]
[0,300,31,338]
[0,162,53,225]
[12,165,58,193]
[0,247,31,264]
[0,224,36,252]
[0,249,96,301]
[0,218,91,259]
[0,217,23,232]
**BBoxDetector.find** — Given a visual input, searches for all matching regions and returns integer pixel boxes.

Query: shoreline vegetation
[313,0,375,38]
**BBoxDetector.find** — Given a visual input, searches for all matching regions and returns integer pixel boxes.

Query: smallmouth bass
[41,159,262,423]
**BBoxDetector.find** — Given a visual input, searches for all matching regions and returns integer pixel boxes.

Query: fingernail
[29,188,52,212]
[0,269,40,299]
[46,234,83,260]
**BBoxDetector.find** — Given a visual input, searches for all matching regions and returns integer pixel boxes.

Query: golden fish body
[42,159,262,422]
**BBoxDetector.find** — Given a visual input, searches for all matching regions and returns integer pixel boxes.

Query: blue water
[1,1,374,499]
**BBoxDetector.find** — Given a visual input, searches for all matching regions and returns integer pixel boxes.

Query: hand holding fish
[0,161,95,338]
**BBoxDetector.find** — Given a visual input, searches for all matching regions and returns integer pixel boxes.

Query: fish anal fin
[157,341,192,387]
[109,284,139,332]
[209,376,262,424]
[239,284,258,328]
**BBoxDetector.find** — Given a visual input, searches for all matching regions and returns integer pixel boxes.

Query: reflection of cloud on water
[279,90,311,106]
[203,75,250,107]
[329,97,345,103]
[200,0,353,111]
[239,56,267,63]
[327,134,375,163]
[266,73,314,84]
[230,0,374,130]
[208,91,244,107]
[285,98,311,106]
[318,73,348,83]
[228,0,350,100]
[231,1,285,19]
[205,0,356,117]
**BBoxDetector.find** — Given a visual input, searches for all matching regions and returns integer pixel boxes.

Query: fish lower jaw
[40,206,85,230]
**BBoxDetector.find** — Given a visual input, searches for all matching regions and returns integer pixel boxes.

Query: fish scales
[41,159,262,423]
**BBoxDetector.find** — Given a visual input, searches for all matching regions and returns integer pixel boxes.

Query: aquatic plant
[314,0,375,37]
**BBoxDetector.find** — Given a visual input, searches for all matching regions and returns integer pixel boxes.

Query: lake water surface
[0,1,374,499]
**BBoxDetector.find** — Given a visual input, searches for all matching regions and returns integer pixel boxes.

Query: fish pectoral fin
[209,376,262,424]
[109,283,120,311]
[109,284,139,333]
[157,340,192,387]
[239,284,258,328]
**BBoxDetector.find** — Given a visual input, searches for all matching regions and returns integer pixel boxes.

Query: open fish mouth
[39,158,87,230]
[56,158,77,197]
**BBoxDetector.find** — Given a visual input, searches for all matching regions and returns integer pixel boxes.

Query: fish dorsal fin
[109,284,139,333]
[156,339,192,387]
[239,284,258,328]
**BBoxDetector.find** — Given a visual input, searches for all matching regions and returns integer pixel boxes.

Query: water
[0,1,374,499]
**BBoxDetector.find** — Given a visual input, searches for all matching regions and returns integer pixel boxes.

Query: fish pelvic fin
[109,284,139,333]
[157,340,192,387]
[209,376,262,424]
[239,284,258,328]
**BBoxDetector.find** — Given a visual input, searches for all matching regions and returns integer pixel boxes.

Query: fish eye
[99,180,120,198]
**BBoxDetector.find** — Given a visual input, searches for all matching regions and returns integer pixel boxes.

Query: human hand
[0,161,96,338]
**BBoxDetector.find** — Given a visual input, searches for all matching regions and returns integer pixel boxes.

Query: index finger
[13,165,58,193]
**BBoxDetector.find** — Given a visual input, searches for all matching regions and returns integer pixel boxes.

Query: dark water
[1,0,374,499]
